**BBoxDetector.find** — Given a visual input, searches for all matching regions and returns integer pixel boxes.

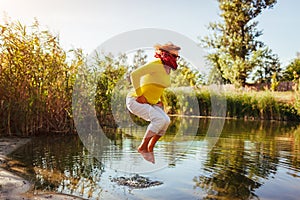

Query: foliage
[251,47,281,84]
[282,56,300,81]
[282,55,300,108]
[0,19,81,135]
[270,72,279,91]
[225,91,299,121]
[94,53,128,127]
[171,58,205,87]
[131,49,148,71]
[163,89,180,114]
[201,0,279,87]
[164,88,300,121]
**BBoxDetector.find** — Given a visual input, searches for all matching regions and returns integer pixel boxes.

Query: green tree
[251,47,281,84]
[201,0,278,87]
[282,55,300,81]
[94,53,127,127]
[171,58,204,87]
[131,49,148,71]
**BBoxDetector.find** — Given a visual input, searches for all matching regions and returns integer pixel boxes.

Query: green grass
[164,88,300,122]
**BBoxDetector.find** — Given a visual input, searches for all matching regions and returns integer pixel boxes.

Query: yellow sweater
[129,59,171,104]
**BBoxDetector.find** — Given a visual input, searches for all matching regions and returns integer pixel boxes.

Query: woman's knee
[155,115,170,130]
[164,115,171,126]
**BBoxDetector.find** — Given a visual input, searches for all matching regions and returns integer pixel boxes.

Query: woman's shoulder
[148,59,162,66]
[133,59,163,73]
[142,59,163,70]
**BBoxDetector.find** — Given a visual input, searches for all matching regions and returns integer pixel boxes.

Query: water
[9,118,300,200]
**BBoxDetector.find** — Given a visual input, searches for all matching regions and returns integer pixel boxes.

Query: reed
[163,88,300,121]
[0,20,81,136]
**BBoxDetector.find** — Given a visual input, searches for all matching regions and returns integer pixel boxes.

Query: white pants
[126,96,170,137]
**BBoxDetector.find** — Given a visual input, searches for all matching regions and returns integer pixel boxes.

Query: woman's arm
[130,62,156,96]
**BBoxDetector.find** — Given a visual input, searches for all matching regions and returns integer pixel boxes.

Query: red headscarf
[155,50,178,70]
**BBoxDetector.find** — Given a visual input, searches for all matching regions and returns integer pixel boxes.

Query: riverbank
[0,137,85,200]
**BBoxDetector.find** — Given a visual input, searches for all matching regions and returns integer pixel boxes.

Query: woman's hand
[136,95,148,104]
[156,101,164,108]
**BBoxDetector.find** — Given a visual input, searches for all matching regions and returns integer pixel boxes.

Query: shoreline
[0,137,85,200]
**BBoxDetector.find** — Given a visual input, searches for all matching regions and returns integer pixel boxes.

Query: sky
[0,0,299,67]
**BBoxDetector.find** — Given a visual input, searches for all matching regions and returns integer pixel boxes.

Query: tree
[282,55,300,81]
[251,47,281,84]
[132,49,148,70]
[201,0,278,87]
[94,53,127,127]
[171,58,205,87]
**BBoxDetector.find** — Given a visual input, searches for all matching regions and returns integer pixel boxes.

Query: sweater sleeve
[130,62,156,96]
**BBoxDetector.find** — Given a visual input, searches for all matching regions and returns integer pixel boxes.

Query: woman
[126,42,181,163]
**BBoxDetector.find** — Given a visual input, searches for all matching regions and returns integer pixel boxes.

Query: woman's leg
[126,97,170,152]
[147,105,170,152]
[137,130,156,152]
[147,134,161,152]
[126,97,157,152]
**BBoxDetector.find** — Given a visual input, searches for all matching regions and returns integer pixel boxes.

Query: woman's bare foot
[138,148,155,164]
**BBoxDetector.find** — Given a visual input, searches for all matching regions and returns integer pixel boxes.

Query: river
[9,117,300,200]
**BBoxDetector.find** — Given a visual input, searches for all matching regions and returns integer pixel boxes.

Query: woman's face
[164,65,172,74]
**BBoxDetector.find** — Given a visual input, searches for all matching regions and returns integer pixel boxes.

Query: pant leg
[126,97,170,135]
[152,105,170,136]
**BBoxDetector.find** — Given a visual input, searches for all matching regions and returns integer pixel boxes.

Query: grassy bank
[164,88,300,121]
[1,85,299,136]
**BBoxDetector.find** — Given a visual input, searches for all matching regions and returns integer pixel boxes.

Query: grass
[267,91,295,104]
[163,88,300,122]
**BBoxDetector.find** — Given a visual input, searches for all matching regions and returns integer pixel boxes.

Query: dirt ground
[0,137,85,200]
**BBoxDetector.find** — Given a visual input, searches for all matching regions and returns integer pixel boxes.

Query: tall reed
[0,20,81,136]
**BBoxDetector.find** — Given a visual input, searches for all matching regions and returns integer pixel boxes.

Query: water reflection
[8,118,300,200]
[193,119,300,200]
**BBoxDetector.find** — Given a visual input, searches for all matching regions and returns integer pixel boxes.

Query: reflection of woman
[126,42,181,163]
